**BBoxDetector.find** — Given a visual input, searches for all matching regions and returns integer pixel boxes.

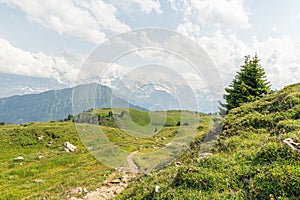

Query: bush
[174,166,229,192]
[249,164,300,199]
[252,142,299,165]
[276,120,300,134]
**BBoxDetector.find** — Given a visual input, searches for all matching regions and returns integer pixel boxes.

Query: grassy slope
[0,122,110,199]
[0,109,209,199]
[117,83,300,200]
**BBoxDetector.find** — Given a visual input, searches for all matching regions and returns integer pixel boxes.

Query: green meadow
[1,83,299,199]
[1,109,211,199]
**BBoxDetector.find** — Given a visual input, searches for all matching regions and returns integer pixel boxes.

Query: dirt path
[127,150,138,173]
[67,151,139,200]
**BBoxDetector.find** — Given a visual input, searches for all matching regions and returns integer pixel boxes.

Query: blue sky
[0,0,299,90]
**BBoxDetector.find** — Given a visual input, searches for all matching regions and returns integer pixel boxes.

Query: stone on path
[62,142,77,152]
[13,156,24,161]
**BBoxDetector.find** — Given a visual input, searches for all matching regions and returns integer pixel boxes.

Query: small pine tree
[67,114,73,121]
[108,111,113,118]
[222,55,271,111]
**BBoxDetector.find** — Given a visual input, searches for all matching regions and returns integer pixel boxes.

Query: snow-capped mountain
[0,73,68,98]
[97,68,223,113]
[0,69,222,114]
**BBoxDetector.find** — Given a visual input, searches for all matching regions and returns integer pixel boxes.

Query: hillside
[1,83,299,199]
[117,83,300,199]
[0,109,211,199]
[0,83,143,124]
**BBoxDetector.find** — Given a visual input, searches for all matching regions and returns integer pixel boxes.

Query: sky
[0,0,300,91]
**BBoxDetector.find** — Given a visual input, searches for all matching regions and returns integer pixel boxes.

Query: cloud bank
[0,0,299,91]
[0,37,78,84]
[0,0,130,44]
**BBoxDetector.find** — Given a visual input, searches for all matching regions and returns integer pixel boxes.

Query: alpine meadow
[0,1,300,200]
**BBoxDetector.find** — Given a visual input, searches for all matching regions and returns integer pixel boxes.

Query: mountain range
[0,72,221,123]
[0,73,67,98]
[0,83,143,124]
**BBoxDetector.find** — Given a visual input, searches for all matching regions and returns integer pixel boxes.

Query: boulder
[186,168,198,172]
[110,179,121,184]
[37,135,44,140]
[154,185,160,193]
[63,142,77,152]
[175,161,182,167]
[69,187,86,194]
[283,138,300,153]
[34,180,44,183]
[198,152,213,159]
[13,156,24,161]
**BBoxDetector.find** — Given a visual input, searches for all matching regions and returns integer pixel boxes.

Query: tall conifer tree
[222,55,271,111]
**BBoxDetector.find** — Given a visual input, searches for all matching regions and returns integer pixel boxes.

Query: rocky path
[67,151,139,200]
[127,151,138,173]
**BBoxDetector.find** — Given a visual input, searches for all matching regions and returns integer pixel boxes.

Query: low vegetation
[0,122,110,199]
[1,83,299,199]
[118,83,300,200]
[0,109,210,199]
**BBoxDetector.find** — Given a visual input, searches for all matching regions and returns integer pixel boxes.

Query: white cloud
[182,72,207,89]
[75,0,131,32]
[197,31,252,85]
[177,21,201,40]
[172,1,299,90]
[272,26,278,32]
[0,37,79,84]
[129,0,162,14]
[1,0,297,91]
[291,13,300,21]
[252,36,300,89]
[177,26,300,90]
[170,0,250,31]
[0,0,130,44]
[111,0,162,15]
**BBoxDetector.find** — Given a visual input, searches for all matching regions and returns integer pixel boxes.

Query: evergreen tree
[222,55,271,111]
